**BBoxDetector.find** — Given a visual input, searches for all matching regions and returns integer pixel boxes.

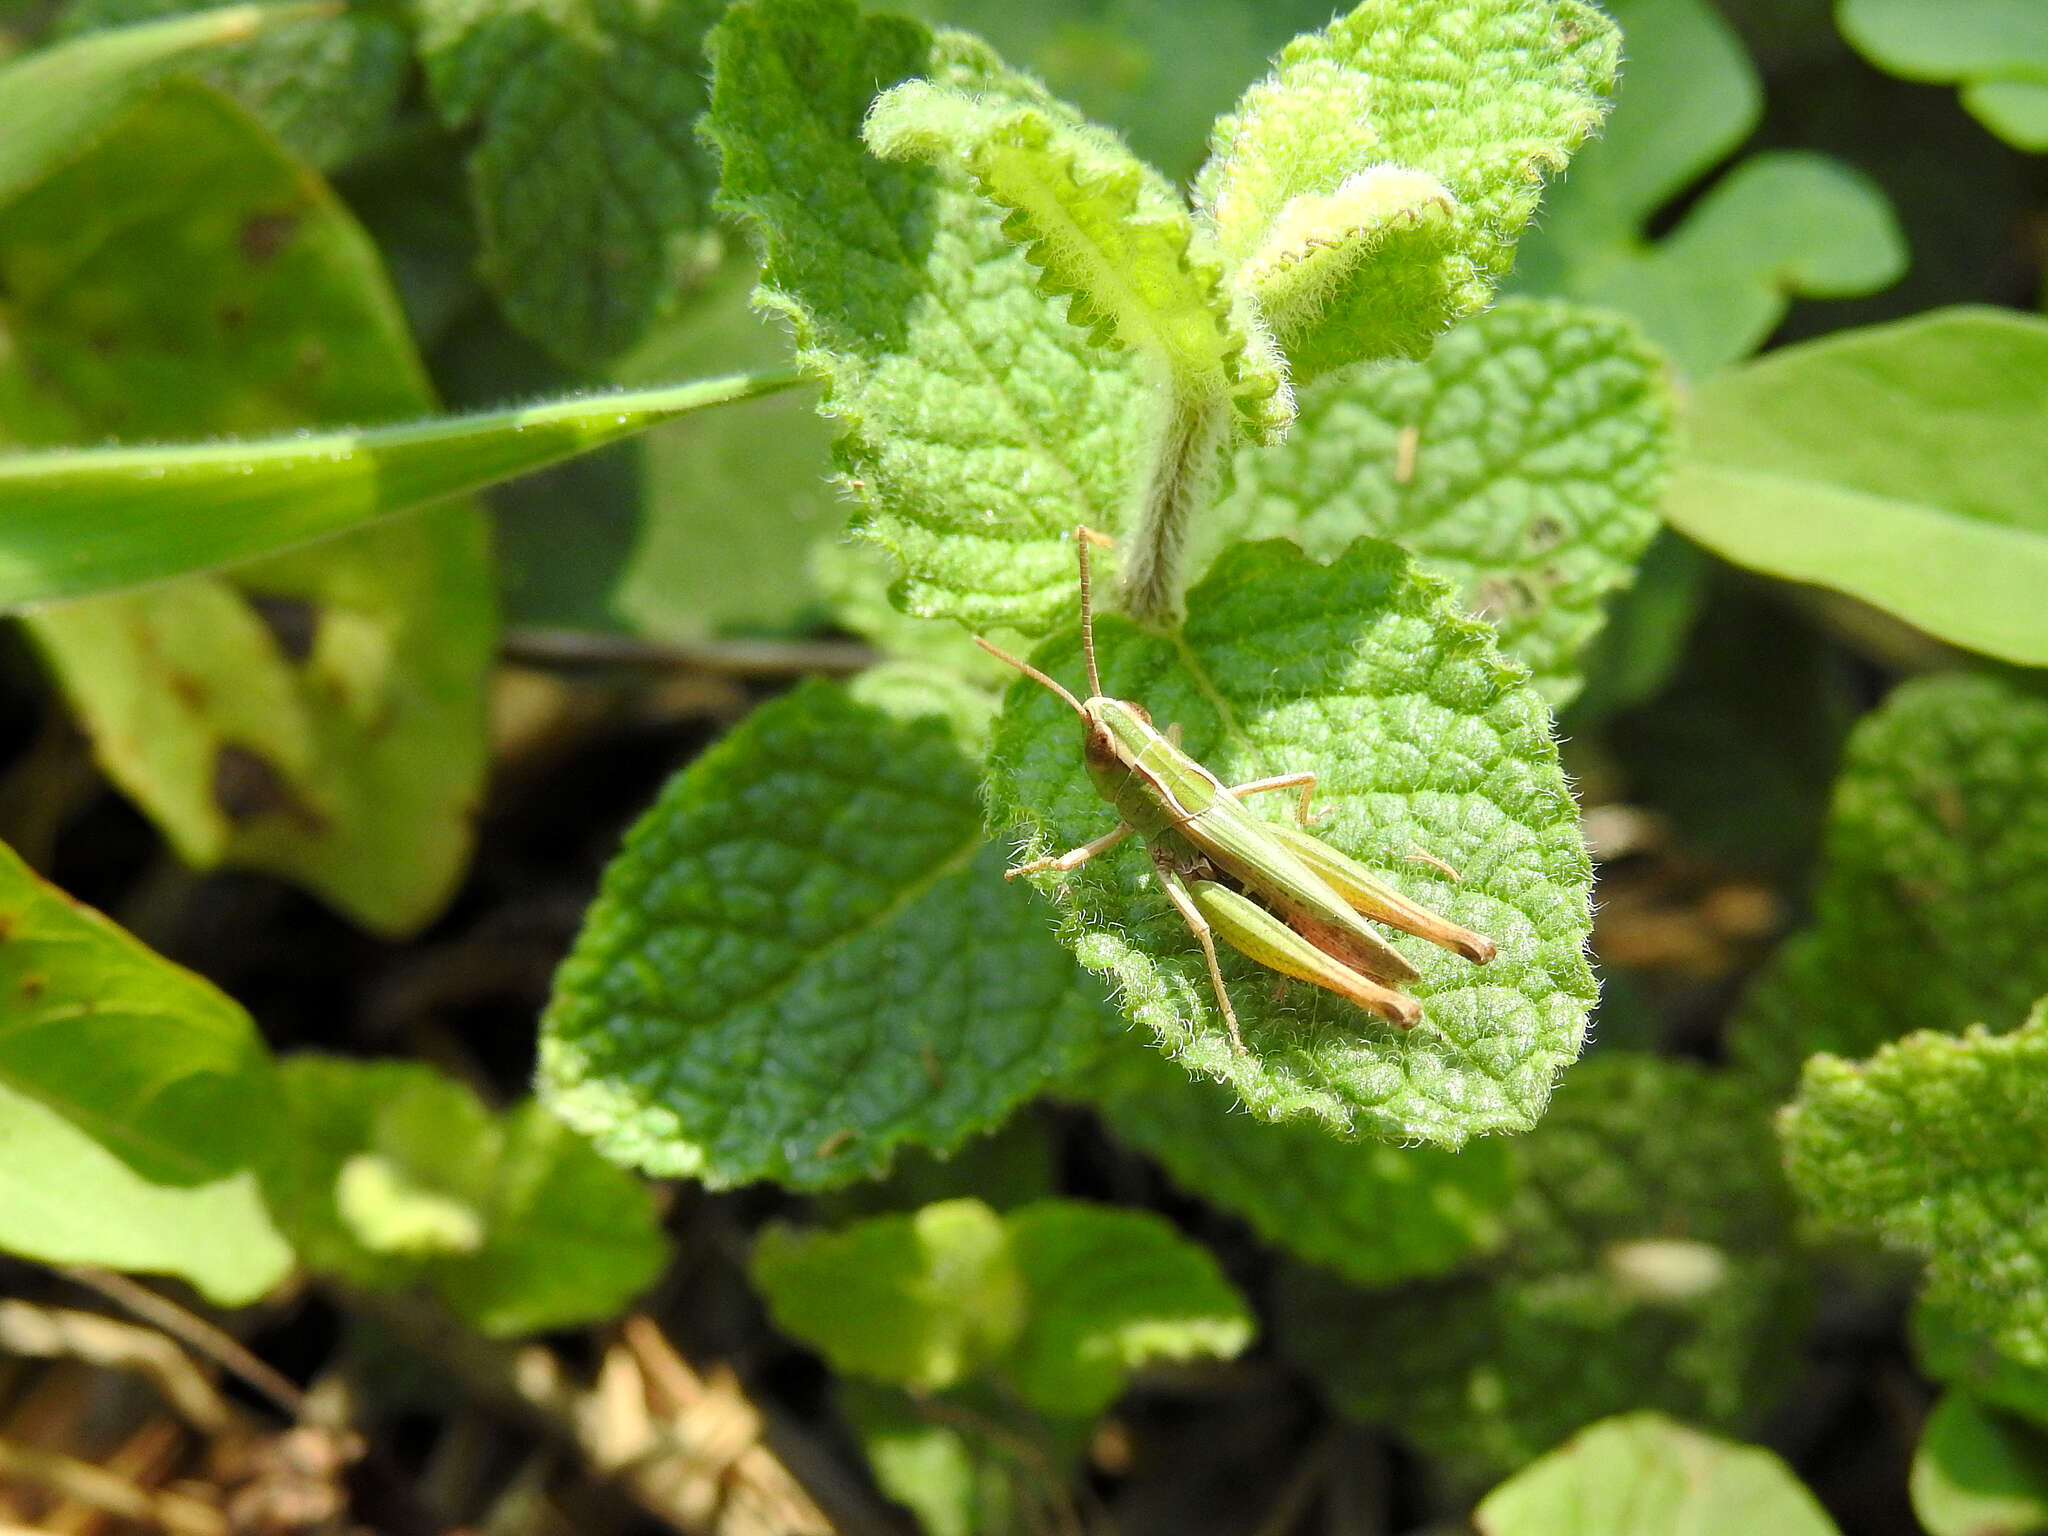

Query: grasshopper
[976,528,1495,1056]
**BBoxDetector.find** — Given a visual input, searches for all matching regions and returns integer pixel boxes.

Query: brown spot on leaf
[0,911,15,941]
[220,303,247,330]
[296,339,329,378]
[1527,514,1566,552]
[248,594,320,663]
[169,671,209,710]
[240,212,300,263]
[90,330,120,356]
[1929,784,1967,837]
[1471,575,1539,621]
[213,744,325,832]
[19,973,45,1001]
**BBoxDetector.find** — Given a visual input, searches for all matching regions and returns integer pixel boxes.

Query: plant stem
[1119,391,1228,629]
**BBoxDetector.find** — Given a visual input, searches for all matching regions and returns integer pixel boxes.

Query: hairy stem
[1119,391,1229,628]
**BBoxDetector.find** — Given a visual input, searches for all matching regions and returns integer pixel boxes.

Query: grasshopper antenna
[972,637,1087,718]
[1074,525,1115,698]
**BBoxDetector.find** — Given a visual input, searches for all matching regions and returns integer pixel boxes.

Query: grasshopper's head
[1080,694,1153,797]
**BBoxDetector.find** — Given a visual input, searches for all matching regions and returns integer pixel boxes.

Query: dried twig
[58,1270,303,1421]
[0,1302,228,1433]
[500,629,876,679]
[0,1439,223,1536]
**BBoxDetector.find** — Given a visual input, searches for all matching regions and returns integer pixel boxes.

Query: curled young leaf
[1197,0,1619,377]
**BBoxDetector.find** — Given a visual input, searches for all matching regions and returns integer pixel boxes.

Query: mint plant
[4,0,2048,1530]
[1782,999,2048,1369]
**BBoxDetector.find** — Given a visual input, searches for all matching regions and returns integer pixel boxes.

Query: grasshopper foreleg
[1153,855,1247,1057]
[1005,820,1135,880]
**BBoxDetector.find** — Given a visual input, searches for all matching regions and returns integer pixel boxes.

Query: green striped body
[1081,697,1422,987]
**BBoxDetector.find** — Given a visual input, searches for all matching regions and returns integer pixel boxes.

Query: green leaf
[887,0,1336,184]
[864,74,1290,443]
[757,1199,1026,1395]
[1918,1301,2048,1430]
[0,370,797,612]
[0,839,268,1184]
[1280,1051,1806,1485]
[841,1382,992,1536]
[58,0,409,170]
[0,1,322,206]
[607,257,839,642]
[416,0,724,367]
[1663,307,2048,669]
[704,0,1153,636]
[264,1057,668,1335]
[26,511,493,933]
[1474,1412,1841,1536]
[1511,0,1904,377]
[1088,1046,1516,1287]
[1728,674,2048,1093]
[1195,0,1618,379]
[1840,0,2048,152]
[540,671,1116,1189]
[0,82,497,930]
[1913,1393,2048,1536]
[752,1197,1252,1417]
[1782,998,2048,1370]
[0,841,290,1304]
[1205,297,1676,706]
[1001,1199,1253,1415]
[985,537,1593,1145]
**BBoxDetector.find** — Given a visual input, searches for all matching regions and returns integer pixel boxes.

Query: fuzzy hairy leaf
[541,672,1116,1190]
[704,0,1153,635]
[1912,1393,2048,1536]
[1281,1052,1806,1485]
[1206,298,1674,705]
[1510,0,1904,377]
[1475,1413,1840,1536]
[59,0,408,170]
[752,1197,1252,1417]
[264,1057,668,1335]
[1088,1046,1516,1287]
[1841,0,2048,152]
[1782,1000,2048,1370]
[0,841,289,1303]
[1195,0,1618,379]
[864,76,1289,442]
[985,538,1593,1145]
[1729,674,2048,1094]
[0,84,494,933]
[1664,308,2048,670]
[417,0,724,366]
